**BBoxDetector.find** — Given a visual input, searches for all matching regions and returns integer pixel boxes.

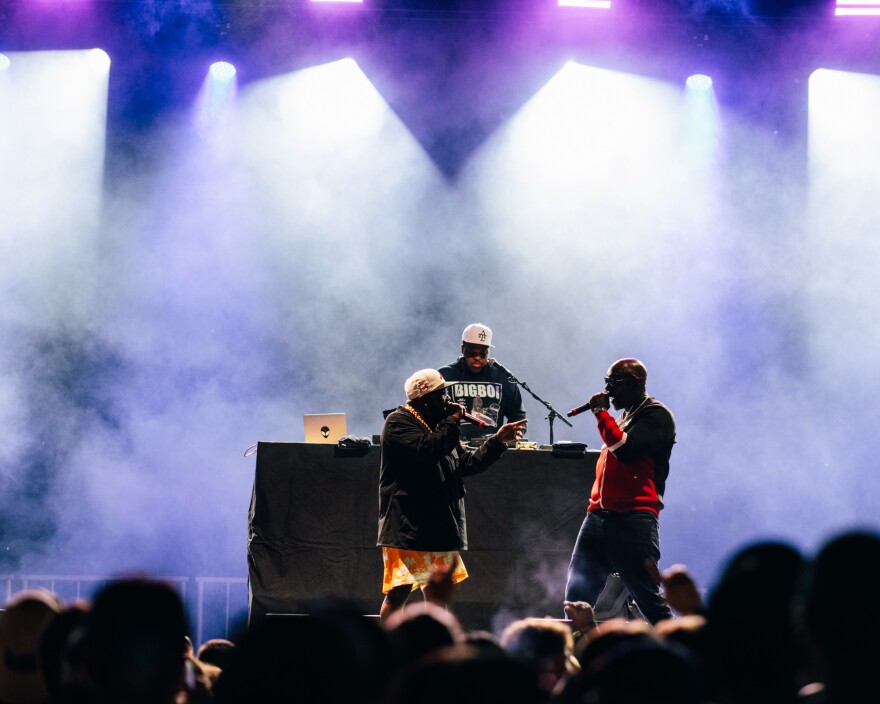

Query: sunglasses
[463,346,489,359]
[604,375,634,388]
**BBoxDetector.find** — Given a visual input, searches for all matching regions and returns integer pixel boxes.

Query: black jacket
[377,406,507,551]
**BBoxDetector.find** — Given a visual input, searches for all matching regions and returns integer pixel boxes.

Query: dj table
[248,442,599,630]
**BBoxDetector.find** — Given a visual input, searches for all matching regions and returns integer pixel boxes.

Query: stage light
[686,74,713,91]
[683,72,720,173]
[276,58,384,147]
[809,69,880,151]
[0,48,109,314]
[0,54,10,71]
[311,0,363,3]
[88,49,111,75]
[836,0,880,14]
[194,62,238,129]
[558,0,612,7]
[209,61,236,80]
[477,60,680,214]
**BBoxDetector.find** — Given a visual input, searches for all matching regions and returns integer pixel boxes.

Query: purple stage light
[0,54,10,71]
[194,62,238,129]
[559,0,612,7]
[209,61,236,80]
[836,0,880,14]
[686,74,713,90]
[87,49,111,76]
[311,0,363,3]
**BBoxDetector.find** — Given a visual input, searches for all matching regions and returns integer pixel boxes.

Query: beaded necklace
[404,404,431,432]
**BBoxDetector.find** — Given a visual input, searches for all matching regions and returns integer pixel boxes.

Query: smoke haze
[0,12,878,615]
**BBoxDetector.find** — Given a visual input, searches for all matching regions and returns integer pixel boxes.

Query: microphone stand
[495,362,572,445]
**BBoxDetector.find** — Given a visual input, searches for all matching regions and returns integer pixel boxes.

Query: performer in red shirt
[563,358,676,624]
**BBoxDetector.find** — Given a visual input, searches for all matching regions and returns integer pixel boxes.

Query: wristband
[572,622,598,639]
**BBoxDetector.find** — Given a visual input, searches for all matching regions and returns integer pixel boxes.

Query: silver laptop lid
[303,413,347,444]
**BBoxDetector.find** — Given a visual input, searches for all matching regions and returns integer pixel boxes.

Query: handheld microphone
[445,400,487,427]
[567,393,609,418]
[463,412,487,427]
[566,402,591,418]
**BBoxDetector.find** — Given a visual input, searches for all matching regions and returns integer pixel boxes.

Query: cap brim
[428,380,456,395]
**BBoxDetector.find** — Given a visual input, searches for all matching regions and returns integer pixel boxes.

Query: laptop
[303,413,348,444]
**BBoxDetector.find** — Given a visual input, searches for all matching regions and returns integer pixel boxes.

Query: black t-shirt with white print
[437,358,526,439]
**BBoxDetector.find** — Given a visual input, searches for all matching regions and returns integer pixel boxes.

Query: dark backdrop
[248,442,598,631]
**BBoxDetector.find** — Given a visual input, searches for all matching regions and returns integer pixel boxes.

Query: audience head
[196,637,236,671]
[569,619,650,676]
[87,577,189,704]
[461,629,506,659]
[391,643,545,704]
[653,614,708,664]
[799,529,880,692]
[38,602,91,704]
[214,598,392,704]
[384,601,462,667]
[559,630,700,704]
[0,589,63,704]
[500,617,577,692]
[706,540,805,702]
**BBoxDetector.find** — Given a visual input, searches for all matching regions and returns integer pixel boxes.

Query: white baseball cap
[404,369,456,401]
[462,323,494,348]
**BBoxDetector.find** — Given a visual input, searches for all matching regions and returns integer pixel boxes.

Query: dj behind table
[247,440,598,631]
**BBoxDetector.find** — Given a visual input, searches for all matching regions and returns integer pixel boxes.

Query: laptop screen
[303,413,347,444]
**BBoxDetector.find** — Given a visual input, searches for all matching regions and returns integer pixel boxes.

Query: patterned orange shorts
[381,547,469,594]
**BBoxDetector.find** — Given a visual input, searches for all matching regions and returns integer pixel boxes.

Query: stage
[248,442,599,631]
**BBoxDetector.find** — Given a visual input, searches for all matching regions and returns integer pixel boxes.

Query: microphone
[566,402,592,418]
[463,412,487,427]
[488,360,517,384]
[445,400,488,427]
[567,393,609,418]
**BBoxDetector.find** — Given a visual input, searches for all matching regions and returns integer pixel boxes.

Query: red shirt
[587,401,675,515]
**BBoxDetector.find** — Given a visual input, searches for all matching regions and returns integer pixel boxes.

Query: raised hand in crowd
[562,600,598,636]
[660,564,704,616]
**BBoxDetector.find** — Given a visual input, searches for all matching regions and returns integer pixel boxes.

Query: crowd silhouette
[1,528,877,703]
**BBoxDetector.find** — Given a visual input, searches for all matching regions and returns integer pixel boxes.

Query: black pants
[565,509,671,625]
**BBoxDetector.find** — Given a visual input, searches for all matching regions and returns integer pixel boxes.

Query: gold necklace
[404,404,431,431]
[620,396,650,429]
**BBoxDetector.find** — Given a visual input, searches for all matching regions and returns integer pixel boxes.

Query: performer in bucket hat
[377,368,527,619]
